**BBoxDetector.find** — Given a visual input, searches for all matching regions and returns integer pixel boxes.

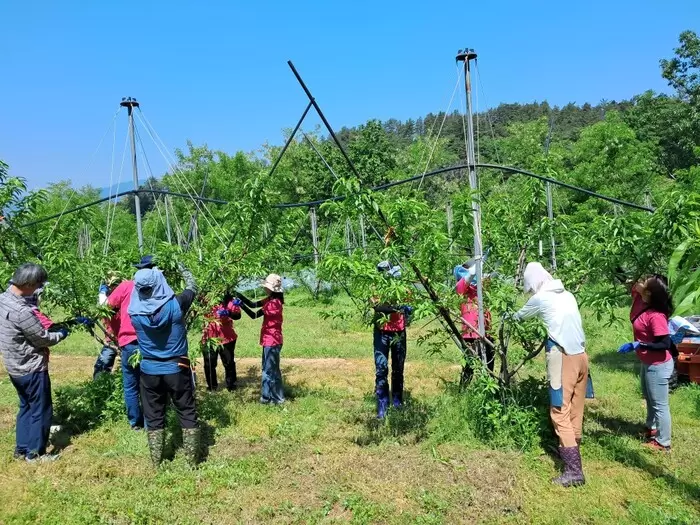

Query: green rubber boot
[147,429,165,467]
[182,427,200,467]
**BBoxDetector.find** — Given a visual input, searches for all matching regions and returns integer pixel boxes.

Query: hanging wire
[134,125,167,231]
[474,60,502,164]
[134,110,228,247]
[104,127,130,254]
[416,68,461,190]
[44,107,123,248]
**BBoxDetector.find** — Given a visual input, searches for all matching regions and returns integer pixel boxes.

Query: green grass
[0,292,698,523]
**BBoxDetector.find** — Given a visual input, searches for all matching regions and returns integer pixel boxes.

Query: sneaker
[643,439,670,452]
[13,450,26,461]
[131,425,144,431]
[26,453,60,463]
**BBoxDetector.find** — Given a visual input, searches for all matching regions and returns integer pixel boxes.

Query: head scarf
[523,262,553,294]
[127,269,175,316]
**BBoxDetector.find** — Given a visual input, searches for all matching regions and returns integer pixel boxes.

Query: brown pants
[550,352,589,447]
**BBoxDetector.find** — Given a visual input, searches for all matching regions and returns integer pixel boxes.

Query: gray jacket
[0,289,63,377]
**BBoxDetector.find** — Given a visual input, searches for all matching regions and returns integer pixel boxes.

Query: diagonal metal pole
[267,101,314,179]
[287,60,468,353]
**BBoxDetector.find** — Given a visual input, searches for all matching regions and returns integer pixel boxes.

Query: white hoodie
[514,279,586,355]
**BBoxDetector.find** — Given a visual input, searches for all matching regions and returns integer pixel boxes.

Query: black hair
[271,291,285,304]
[11,263,48,288]
[646,274,673,317]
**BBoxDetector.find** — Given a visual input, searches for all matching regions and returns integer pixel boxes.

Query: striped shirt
[0,289,63,377]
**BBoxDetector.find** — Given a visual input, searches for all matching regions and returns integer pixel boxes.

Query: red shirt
[202,301,240,345]
[107,280,138,348]
[631,290,671,366]
[260,297,283,347]
[32,308,54,330]
[456,278,490,340]
[381,311,405,332]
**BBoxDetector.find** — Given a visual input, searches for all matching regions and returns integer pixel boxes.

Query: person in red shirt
[236,274,285,405]
[201,292,242,391]
[100,256,156,429]
[371,261,412,419]
[619,274,674,451]
[454,259,493,384]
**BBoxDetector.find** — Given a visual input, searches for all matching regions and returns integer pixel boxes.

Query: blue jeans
[10,371,53,458]
[261,345,285,403]
[93,346,118,379]
[640,359,673,447]
[122,343,144,427]
[373,329,407,402]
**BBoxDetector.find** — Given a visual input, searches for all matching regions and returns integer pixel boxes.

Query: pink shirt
[260,297,283,347]
[202,301,240,345]
[631,290,671,366]
[107,280,138,348]
[456,278,490,340]
[381,311,405,332]
[32,309,54,330]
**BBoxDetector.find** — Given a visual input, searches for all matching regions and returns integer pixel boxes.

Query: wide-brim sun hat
[261,273,283,293]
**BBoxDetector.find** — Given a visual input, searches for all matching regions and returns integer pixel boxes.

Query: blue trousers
[261,345,285,403]
[641,359,674,447]
[373,329,406,402]
[10,370,53,458]
[121,343,144,427]
[93,346,118,379]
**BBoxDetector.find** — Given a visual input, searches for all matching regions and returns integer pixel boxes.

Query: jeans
[261,345,285,403]
[640,359,673,447]
[93,346,118,379]
[373,329,406,402]
[203,340,237,391]
[141,370,198,430]
[10,371,53,458]
[122,343,144,428]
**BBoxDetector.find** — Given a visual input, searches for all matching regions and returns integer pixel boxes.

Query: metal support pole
[121,97,143,254]
[310,207,319,267]
[546,183,556,270]
[165,194,172,244]
[268,101,314,179]
[359,215,367,251]
[446,202,454,254]
[345,218,352,256]
[457,48,486,339]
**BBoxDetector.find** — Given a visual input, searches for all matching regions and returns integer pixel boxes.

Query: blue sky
[1,0,697,190]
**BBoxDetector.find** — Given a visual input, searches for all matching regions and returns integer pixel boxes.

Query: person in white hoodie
[513,262,587,488]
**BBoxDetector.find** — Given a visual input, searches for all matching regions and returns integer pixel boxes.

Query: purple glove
[617,342,639,354]
[232,298,242,306]
[56,328,69,339]
[217,308,231,317]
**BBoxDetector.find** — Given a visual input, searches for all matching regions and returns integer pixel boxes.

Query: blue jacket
[131,298,188,375]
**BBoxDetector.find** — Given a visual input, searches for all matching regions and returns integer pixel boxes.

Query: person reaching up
[236,274,285,405]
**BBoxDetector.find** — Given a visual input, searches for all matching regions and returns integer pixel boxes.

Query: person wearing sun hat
[236,274,286,405]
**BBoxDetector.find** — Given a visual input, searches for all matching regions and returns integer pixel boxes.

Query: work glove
[56,328,69,340]
[501,312,515,321]
[232,298,242,306]
[617,342,639,354]
[99,284,109,295]
[74,316,94,327]
[217,308,231,317]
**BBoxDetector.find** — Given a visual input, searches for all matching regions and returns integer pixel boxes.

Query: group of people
[0,256,287,466]
[0,255,677,485]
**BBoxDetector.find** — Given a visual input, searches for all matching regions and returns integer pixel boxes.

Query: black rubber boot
[553,446,585,487]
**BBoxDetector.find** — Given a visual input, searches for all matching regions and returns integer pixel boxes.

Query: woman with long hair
[620,274,674,451]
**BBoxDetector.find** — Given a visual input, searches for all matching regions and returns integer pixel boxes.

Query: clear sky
[1,0,697,190]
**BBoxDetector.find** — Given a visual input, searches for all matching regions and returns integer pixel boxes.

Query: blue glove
[56,328,69,339]
[617,342,639,354]
[99,284,109,295]
[217,308,231,317]
[74,316,94,327]
[232,298,242,306]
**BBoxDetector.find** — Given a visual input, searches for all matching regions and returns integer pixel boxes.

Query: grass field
[0,293,699,524]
